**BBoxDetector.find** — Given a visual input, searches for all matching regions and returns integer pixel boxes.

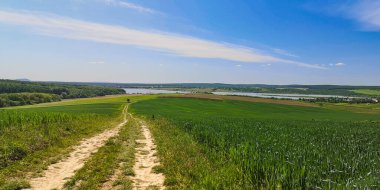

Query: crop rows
[174,118,380,189]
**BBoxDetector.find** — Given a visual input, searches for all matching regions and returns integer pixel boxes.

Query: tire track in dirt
[132,124,165,190]
[25,106,128,190]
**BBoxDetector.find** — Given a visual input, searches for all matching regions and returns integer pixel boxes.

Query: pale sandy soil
[25,107,128,190]
[100,162,124,190]
[132,124,165,190]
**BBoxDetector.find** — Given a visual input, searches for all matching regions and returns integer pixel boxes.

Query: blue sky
[0,0,379,85]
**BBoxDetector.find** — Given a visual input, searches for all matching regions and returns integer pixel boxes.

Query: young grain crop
[131,97,380,189]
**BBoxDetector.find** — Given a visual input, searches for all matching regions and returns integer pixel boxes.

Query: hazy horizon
[1,0,379,85]
[4,78,380,87]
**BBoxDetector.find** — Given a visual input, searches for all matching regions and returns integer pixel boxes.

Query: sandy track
[26,106,128,190]
[132,124,165,190]
[100,162,124,190]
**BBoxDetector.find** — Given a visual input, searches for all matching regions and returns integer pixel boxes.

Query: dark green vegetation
[65,116,141,190]
[302,97,378,104]
[0,79,125,107]
[0,96,130,190]
[0,92,61,107]
[131,97,380,189]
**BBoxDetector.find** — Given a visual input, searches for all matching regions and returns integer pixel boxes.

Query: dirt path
[26,106,128,190]
[132,124,165,190]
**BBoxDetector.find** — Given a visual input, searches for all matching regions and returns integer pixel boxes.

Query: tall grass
[0,110,104,169]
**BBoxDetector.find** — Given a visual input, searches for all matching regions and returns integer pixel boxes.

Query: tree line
[301,97,379,104]
[0,93,61,107]
[0,79,126,107]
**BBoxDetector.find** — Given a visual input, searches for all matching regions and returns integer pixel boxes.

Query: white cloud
[0,10,325,69]
[346,0,380,31]
[235,64,242,67]
[335,62,346,66]
[102,0,158,14]
[273,48,299,58]
[327,62,345,67]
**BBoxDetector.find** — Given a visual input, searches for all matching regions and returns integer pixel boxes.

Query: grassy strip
[64,115,141,190]
[143,118,221,189]
[3,94,158,110]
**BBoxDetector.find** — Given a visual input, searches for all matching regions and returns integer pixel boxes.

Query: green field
[352,89,380,96]
[131,97,380,189]
[0,95,152,189]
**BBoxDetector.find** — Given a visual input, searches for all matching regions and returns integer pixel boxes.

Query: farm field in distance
[352,89,380,96]
[131,96,380,189]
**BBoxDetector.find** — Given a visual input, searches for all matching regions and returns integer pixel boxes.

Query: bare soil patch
[167,93,318,107]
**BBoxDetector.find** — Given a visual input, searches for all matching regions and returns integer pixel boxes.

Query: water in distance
[123,88,188,94]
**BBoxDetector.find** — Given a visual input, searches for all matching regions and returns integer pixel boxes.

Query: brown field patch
[163,93,318,107]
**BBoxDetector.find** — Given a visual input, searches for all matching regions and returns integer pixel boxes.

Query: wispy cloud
[304,1,380,31]
[328,62,346,67]
[101,0,158,14]
[272,48,299,58]
[344,0,380,31]
[0,10,324,69]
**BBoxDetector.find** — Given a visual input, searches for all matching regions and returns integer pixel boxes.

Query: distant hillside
[0,79,125,98]
[0,79,125,107]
